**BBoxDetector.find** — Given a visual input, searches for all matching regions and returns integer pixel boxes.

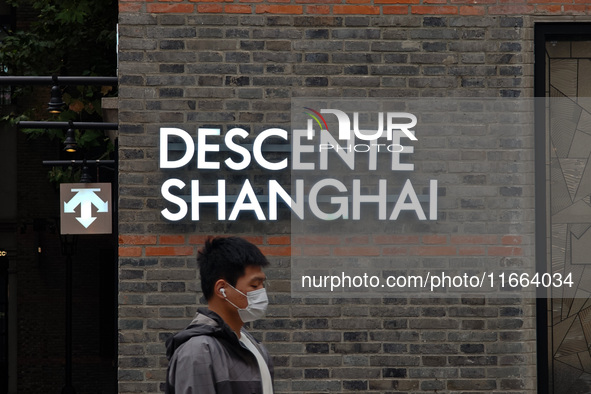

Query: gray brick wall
[117,12,540,394]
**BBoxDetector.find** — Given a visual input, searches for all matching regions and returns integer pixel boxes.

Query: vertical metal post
[61,236,76,394]
[0,254,9,393]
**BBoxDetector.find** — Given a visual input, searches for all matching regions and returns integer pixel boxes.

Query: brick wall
[117,2,588,393]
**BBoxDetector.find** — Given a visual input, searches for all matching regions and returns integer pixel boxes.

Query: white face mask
[223,283,269,323]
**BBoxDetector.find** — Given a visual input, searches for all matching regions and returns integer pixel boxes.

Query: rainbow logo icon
[303,107,329,132]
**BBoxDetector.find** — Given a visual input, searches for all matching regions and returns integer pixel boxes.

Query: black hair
[198,236,270,300]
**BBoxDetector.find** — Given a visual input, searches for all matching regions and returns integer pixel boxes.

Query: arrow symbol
[64,188,109,228]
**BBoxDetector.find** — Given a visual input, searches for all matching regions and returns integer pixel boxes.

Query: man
[165,236,273,394]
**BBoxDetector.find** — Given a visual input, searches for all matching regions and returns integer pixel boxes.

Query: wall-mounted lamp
[63,121,77,153]
[79,164,93,183]
[18,121,118,154]
[47,76,65,114]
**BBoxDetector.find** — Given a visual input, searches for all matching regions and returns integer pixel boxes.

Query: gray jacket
[165,307,274,394]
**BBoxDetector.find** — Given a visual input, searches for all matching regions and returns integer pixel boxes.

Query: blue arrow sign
[63,188,109,228]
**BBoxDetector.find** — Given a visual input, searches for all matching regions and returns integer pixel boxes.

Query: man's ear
[214,279,226,299]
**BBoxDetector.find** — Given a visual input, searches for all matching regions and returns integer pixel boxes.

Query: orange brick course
[145,246,194,256]
[159,235,186,244]
[119,235,157,245]
[119,234,526,257]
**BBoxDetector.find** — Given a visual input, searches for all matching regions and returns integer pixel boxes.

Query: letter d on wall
[160,128,195,169]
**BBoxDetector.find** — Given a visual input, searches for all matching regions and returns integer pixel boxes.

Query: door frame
[534,22,591,394]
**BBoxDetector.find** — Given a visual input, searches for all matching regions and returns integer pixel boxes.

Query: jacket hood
[165,307,236,360]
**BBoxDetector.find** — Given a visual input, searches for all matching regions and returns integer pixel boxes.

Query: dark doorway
[11,133,118,393]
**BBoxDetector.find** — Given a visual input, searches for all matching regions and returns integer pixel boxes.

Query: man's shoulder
[172,333,225,364]
[178,332,222,351]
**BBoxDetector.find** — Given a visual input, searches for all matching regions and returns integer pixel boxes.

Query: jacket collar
[165,307,240,359]
[191,307,223,327]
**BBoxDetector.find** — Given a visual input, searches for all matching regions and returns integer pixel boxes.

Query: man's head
[198,236,269,301]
